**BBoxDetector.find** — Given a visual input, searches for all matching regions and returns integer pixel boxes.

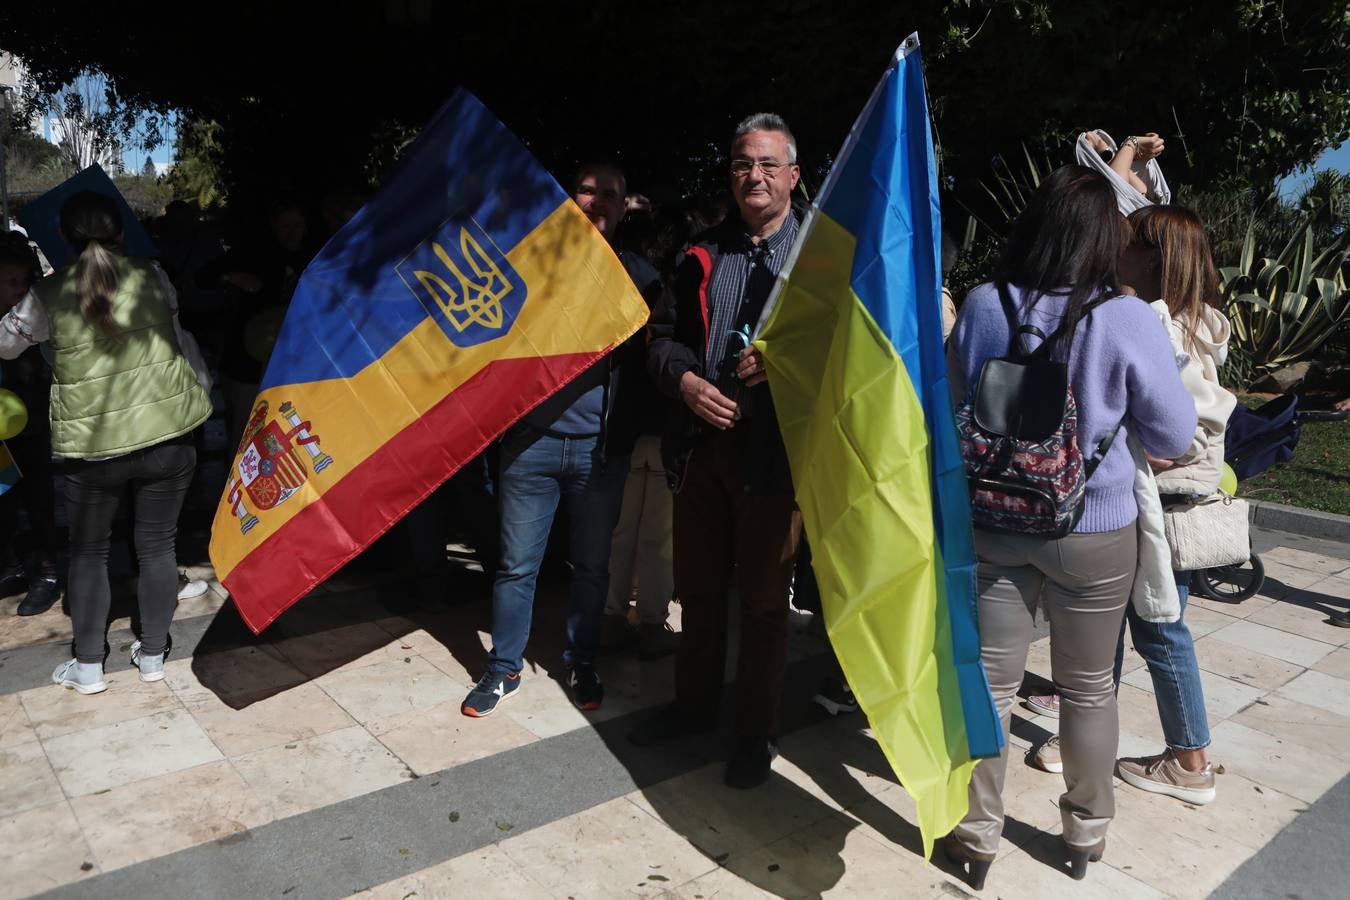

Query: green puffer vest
[36,256,213,459]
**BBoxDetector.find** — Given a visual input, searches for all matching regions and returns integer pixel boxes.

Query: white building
[0,52,127,173]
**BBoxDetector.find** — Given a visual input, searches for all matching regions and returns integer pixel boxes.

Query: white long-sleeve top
[1,263,212,391]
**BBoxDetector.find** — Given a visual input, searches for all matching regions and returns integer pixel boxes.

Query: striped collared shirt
[704,212,800,380]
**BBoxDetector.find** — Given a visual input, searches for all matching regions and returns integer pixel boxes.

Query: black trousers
[65,439,196,662]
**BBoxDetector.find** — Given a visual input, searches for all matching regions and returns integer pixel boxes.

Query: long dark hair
[993,165,1125,348]
[59,191,124,334]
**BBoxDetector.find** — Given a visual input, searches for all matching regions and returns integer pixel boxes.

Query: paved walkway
[2,528,1349,899]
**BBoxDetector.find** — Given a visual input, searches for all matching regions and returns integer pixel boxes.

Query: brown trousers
[672,428,802,737]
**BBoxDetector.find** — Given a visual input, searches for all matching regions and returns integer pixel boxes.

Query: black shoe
[1066,838,1106,880]
[17,578,61,616]
[627,704,716,747]
[725,735,779,789]
[638,622,680,660]
[811,677,859,716]
[599,613,634,654]
[940,834,995,891]
[566,663,604,711]
[0,566,25,598]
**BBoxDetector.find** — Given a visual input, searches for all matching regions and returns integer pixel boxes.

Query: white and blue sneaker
[461,670,521,718]
[52,659,108,694]
[129,641,166,683]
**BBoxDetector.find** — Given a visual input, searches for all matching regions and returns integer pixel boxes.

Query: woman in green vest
[0,191,213,694]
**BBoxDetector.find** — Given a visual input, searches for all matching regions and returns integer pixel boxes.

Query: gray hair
[733,113,797,164]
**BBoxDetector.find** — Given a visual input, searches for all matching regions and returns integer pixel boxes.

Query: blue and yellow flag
[209,91,649,633]
[0,441,19,497]
[755,34,1001,856]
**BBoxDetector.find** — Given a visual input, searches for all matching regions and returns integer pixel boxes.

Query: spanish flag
[209,91,649,633]
[754,35,1001,856]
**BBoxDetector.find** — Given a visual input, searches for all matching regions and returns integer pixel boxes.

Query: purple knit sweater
[949,282,1197,533]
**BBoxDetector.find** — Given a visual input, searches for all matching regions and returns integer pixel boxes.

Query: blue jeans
[488,430,627,675]
[1112,571,1211,751]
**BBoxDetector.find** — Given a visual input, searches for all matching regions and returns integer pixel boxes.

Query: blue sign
[17,165,159,269]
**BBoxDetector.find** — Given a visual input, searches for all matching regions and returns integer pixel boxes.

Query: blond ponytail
[59,191,125,335]
[74,239,121,334]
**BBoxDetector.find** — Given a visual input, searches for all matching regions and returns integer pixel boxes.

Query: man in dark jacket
[630,114,804,789]
[461,163,662,718]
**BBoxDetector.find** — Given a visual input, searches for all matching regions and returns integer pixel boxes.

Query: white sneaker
[177,575,209,601]
[1025,693,1061,718]
[1033,735,1063,773]
[130,641,166,682]
[52,659,108,694]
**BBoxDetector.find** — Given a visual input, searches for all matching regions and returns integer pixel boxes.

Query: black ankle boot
[724,735,778,789]
[940,833,995,890]
[1066,837,1106,880]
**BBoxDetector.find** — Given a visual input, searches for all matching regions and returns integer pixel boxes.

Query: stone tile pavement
[2,530,1349,899]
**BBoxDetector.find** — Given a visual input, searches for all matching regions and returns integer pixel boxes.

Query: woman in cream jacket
[1114,206,1235,804]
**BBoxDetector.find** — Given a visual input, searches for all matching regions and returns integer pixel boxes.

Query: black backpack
[954,284,1124,537]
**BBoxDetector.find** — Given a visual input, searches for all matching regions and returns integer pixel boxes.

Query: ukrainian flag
[755,34,1001,856]
[209,91,649,633]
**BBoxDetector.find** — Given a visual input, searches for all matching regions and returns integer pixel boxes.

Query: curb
[1248,499,1350,545]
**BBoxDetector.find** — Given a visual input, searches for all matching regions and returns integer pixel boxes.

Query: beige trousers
[956,525,1136,853]
[605,435,674,624]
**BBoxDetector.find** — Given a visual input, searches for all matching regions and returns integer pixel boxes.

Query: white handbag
[1163,491,1250,570]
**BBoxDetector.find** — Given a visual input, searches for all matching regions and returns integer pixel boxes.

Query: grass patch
[1238,403,1350,516]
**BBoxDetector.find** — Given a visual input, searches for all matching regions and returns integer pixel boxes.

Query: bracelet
[1125,135,1141,152]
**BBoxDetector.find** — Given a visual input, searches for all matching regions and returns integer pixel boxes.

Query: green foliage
[971,140,1064,233]
[110,174,171,218]
[2,1,1347,210]
[1220,217,1350,375]
[945,217,1002,298]
[164,119,226,209]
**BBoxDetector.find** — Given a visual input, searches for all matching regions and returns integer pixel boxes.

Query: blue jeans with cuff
[487,430,627,676]
[1113,570,1211,751]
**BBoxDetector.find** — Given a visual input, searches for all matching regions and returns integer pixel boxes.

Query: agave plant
[974,141,1063,231]
[1219,220,1350,376]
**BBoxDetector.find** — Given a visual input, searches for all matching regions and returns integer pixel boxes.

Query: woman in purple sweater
[943,166,1196,887]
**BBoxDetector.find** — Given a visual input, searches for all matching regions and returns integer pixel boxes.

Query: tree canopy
[3,1,1348,216]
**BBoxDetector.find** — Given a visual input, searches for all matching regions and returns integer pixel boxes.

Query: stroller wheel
[1194,553,1266,603]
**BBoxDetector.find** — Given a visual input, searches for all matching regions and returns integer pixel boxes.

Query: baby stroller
[1191,395,1348,601]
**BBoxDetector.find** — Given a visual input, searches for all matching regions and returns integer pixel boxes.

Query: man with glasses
[461,163,662,719]
[632,114,804,789]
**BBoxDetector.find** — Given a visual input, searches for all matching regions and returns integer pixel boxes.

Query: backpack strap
[1033,292,1115,357]
[996,282,1049,356]
[1084,415,1127,480]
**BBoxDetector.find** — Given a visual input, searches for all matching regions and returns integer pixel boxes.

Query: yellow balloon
[243,307,287,364]
[0,388,28,440]
[1219,463,1238,496]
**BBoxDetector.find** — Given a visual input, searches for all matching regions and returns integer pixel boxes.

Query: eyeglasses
[729,158,793,178]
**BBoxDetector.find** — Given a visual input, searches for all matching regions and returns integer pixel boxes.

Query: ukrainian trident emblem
[226,400,334,534]
[396,217,527,348]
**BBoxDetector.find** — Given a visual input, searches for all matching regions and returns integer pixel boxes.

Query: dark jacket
[518,249,665,459]
[646,209,803,495]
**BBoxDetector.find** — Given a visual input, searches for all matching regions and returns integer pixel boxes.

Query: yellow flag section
[755,35,1001,858]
